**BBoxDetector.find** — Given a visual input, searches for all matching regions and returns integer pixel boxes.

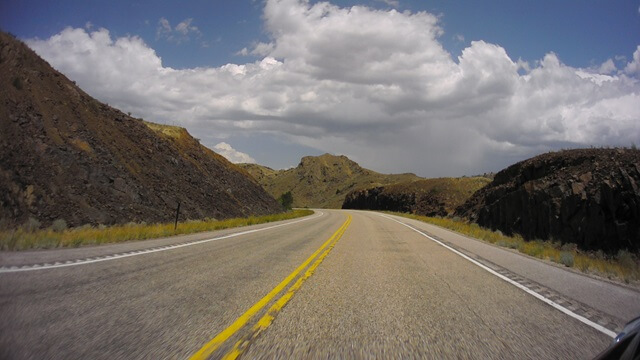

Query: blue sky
[3,0,638,69]
[2,0,640,175]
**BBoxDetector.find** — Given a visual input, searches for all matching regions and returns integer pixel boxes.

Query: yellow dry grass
[0,210,313,251]
[69,138,94,155]
[143,121,185,138]
[390,212,640,283]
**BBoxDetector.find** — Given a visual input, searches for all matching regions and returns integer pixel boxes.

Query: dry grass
[69,138,94,155]
[0,210,313,251]
[390,212,640,283]
[142,121,185,138]
[381,176,491,213]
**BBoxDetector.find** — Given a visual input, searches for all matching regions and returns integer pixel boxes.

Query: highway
[1,210,638,359]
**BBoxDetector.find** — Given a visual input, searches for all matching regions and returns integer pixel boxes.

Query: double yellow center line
[190,214,352,360]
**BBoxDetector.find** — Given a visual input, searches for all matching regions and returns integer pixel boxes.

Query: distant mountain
[0,31,282,228]
[342,177,491,216]
[240,154,422,208]
[455,148,640,253]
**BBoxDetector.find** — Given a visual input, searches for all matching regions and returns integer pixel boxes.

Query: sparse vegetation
[51,219,68,232]
[24,217,41,232]
[560,252,574,267]
[344,176,491,216]
[388,212,640,283]
[142,120,185,138]
[0,210,313,251]
[69,138,94,154]
[240,154,424,208]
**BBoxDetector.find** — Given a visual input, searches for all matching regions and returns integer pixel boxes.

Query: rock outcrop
[455,149,640,253]
[0,32,282,228]
[342,177,491,216]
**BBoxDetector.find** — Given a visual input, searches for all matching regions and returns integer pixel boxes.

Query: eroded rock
[455,149,640,253]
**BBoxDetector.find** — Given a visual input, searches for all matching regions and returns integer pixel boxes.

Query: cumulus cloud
[213,142,256,163]
[25,0,640,176]
[624,46,640,75]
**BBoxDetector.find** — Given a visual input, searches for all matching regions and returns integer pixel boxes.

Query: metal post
[174,202,181,230]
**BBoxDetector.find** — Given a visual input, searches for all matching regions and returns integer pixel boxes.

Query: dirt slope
[0,31,281,228]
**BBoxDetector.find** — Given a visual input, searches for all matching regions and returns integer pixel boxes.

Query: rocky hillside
[342,177,491,216]
[455,148,640,253]
[0,31,282,228]
[240,154,421,208]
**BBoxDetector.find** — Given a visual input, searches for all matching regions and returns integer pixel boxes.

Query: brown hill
[0,31,281,228]
[342,177,491,216]
[239,154,422,208]
[455,148,640,253]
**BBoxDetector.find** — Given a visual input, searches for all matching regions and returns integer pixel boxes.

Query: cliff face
[0,32,282,228]
[342,177,491,216]
[455,149,640,253]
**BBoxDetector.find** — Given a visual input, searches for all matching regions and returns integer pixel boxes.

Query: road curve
[0,209,635,359]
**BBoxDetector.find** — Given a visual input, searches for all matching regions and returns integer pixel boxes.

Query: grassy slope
[1,210,313,250]
[363,177,491,214]
[241,154,421,208]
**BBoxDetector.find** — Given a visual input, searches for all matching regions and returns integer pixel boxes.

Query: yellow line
[222,215,351,360]
[189,214,352,360]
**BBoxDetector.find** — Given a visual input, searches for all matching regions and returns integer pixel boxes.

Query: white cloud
[624,45,640,75]
[375,0,400,7]
[597,58,617,74]
[25,0,640,176]
[516,58,531,73]
[213,142,256,163]
[157,18,171,37]
[156,17,202,44]
[175,18,199,35]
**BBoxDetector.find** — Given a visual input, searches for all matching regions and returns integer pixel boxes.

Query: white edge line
[0,211,324,273]
[377,213,618,339]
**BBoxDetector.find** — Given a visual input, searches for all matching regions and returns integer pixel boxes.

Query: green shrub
[24,217,41,232]
[560,242,577,252]
[278,191,294,210]
[617,250,636,269]
[496,240,518,249]
[560,252,575,267]
[51,219,67,232]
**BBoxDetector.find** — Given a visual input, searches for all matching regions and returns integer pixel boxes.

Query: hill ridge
[0,31,281,228]
[240,154,423,208]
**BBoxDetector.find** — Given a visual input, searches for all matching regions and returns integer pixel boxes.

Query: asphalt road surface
[1,210,638,359]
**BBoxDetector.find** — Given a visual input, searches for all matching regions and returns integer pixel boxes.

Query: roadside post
[174,202,181,230]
